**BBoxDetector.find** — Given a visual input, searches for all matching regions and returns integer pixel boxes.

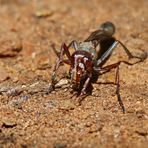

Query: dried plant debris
[34,10,54,18]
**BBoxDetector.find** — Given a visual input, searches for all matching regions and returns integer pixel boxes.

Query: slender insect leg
[51,43,60,57]
[68,40,79,50]
[80,74,92,96]
[51,40,78,58]
[99,62,120,71]
[97,60,138,75]
[117,40,147,61]
[97,41,119,66]
[96,40,147,67]
[51,43,72,89]
[115,65,125,113]
[117,40,134,59]
[77,74,92,104]
[99,61,126,113]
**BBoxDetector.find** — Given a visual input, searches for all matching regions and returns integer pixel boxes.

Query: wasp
[50,22,147,113]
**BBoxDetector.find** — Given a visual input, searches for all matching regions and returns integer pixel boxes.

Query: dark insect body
[50,22,147,113]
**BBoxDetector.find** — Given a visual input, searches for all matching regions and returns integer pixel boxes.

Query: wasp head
[70,51,94,86]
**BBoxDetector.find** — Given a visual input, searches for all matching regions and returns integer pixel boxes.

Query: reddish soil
[0,0,148,147]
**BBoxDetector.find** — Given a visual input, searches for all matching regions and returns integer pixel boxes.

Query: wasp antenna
[50,42,60,57]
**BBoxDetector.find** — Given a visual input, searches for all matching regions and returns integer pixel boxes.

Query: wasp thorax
[78,42,97,60]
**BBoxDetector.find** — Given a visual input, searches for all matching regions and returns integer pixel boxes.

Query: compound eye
[100,22,115,36]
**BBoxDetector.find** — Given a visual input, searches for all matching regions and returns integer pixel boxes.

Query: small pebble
[34,10,54,18]
[2,120,17,128]
[59,100,75,110]
[55,79,69,88]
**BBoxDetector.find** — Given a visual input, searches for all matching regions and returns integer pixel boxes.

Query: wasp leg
[51,43,60,57]
[51,40,78,58]
[97,41,119,66]
[97,60,133,75]
[69,40,79,50]
[96,40,147,67]
[115,65,125,113]
[98,61,127,113]
[117,40,147,62]
[78,74,92,104]
[50,43,72,91]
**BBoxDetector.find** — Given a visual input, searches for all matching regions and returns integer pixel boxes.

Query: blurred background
[0,0,147,147]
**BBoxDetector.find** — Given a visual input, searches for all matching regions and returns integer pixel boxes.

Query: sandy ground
[0,0,148,147]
